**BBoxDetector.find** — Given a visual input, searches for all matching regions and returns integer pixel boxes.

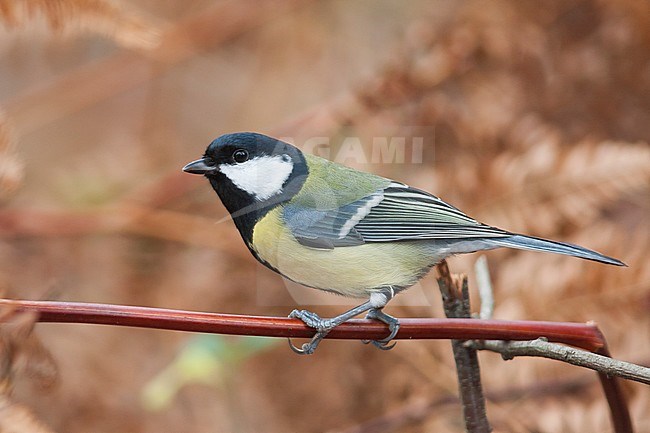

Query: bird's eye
[232,149,249,163]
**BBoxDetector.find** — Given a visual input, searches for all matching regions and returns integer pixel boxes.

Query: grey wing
[283,182,509,249]
[355,182,510,241]
[282,191,384,249]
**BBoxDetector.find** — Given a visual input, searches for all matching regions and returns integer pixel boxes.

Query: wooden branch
[472,338,650,386]
[0,297,638,432]
[0,299,609,349]
[436,260,491,433]
[472,259,634,433]
[474,256,494,320]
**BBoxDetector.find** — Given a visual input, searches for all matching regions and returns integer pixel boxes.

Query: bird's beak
[182,158,217,175]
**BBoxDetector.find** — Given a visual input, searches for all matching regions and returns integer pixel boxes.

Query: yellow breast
[251,207,434,298]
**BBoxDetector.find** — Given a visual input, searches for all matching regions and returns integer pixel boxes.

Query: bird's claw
[287,339,317,355]
[289,309,332,330]
[361,308,400,351]
[363,339,398,350]
[288,309,333,355]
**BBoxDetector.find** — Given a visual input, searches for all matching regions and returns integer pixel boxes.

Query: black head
[183,132,308,241]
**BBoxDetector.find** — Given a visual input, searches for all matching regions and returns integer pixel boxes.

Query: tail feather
[490,234,626,266]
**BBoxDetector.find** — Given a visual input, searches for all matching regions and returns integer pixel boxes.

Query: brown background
[0,1,648,432]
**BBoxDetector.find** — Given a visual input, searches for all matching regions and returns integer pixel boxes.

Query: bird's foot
[362,308,400,350]
[287,309,334,355]
[286,301,394,354]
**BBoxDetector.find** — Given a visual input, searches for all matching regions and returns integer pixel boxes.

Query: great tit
[183,132,624,355]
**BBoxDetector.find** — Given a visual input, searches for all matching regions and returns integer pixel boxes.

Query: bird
[182,132,625,355]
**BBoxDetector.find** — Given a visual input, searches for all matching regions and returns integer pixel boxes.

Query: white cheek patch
[219,155,294,201]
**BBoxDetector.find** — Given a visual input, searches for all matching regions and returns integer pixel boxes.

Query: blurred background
[0,1,649,432]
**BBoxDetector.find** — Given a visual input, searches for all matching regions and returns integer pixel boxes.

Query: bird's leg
[288,301,374,355]
[362,287,400,350]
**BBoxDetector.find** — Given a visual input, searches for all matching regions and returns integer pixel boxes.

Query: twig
[473,260,634,433]
[472,338,650,386]
[0,298,641,433]
[595,344,635,433]
[0,299,611,348]
[436,260,491,433]
[474,256,493,320]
